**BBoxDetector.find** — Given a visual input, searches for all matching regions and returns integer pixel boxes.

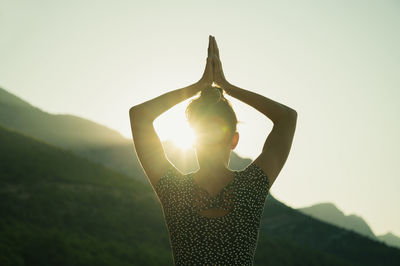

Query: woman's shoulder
[236,161,271,190]
[155,165,186,194]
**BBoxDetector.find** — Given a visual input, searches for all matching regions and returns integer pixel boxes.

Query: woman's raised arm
[210,35,297,188]
[130,81,204,124]
[129,35,215,189]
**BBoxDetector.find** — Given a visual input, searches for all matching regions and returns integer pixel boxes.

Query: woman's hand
[197,35,214,87]
[210,36,229,87]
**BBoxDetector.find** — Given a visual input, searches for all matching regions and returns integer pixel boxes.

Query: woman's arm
[129,83,208,189]
[130,82,203,123]
[129,36,215,189]
[220,80,297,189]
[210,35,297,188]
[221,81,297,124]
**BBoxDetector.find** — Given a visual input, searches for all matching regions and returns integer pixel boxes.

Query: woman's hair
[185,85,238,145]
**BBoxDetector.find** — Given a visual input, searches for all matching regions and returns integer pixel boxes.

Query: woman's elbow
[288,109,297,119]
[129,106,152,126]
[129,106,142,123]
[276,108,297,125]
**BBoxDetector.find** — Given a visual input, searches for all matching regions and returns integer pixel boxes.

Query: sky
[1,0,399,236]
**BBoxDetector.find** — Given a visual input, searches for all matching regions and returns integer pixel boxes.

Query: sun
[153,101,196,151]
[170,124,196,150]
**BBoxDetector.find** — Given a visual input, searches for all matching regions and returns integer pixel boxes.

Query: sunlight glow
[153,95,265,157]
[171,123,196,150]
[153,100,197,151]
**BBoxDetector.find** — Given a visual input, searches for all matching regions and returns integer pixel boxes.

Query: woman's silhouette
[129,35,297,265]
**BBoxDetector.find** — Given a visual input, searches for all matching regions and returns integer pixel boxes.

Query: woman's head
[185,85,238,149]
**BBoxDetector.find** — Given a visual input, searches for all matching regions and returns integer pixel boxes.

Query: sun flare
[170,124,196,150]
[153,101,197,151]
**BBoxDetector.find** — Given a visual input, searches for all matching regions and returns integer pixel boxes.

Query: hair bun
[200,85,223,105]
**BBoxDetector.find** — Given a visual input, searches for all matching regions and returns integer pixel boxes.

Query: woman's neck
[195,149,231,179]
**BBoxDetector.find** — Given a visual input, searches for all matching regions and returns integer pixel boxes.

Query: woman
[129,35,297,265]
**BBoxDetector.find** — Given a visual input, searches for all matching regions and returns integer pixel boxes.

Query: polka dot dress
[155,162,270,266]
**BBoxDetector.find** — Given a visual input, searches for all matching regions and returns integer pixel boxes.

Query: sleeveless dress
[155,161,270,266]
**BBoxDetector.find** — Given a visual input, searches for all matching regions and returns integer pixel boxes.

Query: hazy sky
[1,0,399,236]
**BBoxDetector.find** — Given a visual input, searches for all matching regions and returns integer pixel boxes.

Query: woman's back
[155,161,270,266]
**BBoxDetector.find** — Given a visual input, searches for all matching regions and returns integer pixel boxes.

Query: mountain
[1,125,400,265]
[298,202,376,239]
[257,198,400,266]
[0,87,254,181]
[298,202,400,249]
[0,86,145,180]
[0,87,127,149]
[378,233,400,249]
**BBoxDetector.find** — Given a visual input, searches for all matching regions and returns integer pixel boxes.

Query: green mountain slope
[0,125,172,266]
